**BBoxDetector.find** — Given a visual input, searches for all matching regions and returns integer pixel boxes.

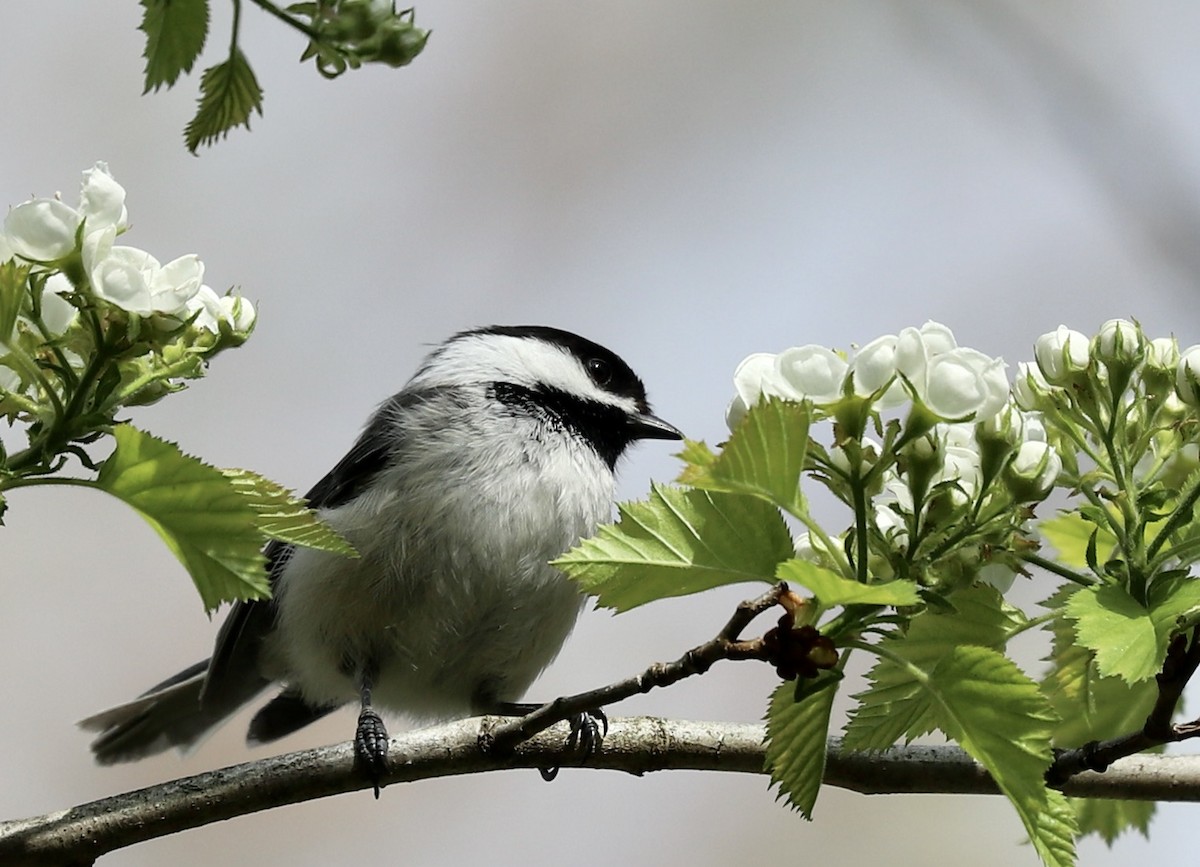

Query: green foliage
[678,397,811,517]
[776,558,919,608]
[131,0,429,150]
[140,0,210,92]
[764,674,840,818]
[221,467,356,556]
[184,49,264,154]
[844,585,1026,750]
[1039,512,1116,570]
[96,425,270,610]
[555,484,793,611]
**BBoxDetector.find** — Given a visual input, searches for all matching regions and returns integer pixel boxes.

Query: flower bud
[1034,325,1090,385]
[1092,318,1143,368]
[1004,440,1062,501]
[1146,337,1179,373]
[1012,361,1052,411]
[1176,345,1200,406]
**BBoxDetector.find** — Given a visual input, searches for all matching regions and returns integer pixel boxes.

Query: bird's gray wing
[199,398,404,711]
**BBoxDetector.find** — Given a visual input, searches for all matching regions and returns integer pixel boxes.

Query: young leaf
[844,585,1025,750]
[777,558,919,608]
[221,468,357,557]
[764,673,840,818]
[140,0,210,92]
[1063,585,1160,683]
[96,424,268,610]
[184,49,264,154]
[929,646,1075,867]
[554,483,793,611]
[1040,512,1116,569]
[678,397,810,517]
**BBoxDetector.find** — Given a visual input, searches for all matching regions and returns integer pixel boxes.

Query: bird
[80,325,682,790]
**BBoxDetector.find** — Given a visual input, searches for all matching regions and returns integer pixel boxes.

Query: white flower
[725,395,749,430]
[1034,325,1090,385]
[829,436,881,476]
[2,162,128,265]
[1093,318,1143,366]
[186,285,224,332]
[919,320,957,356]
[86,244,203,317]
[775,345,847,405]
[1176,345,1200,406]
[4,198,80,262]
[922,348,1009,421]
[732,352,780,407]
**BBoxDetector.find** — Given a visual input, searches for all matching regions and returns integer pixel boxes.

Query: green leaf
[554,483,793,611]
[96,424,268,610]
[184,49,264,154]
[1069,796,1154,846]
[844,585,1025,750]
[1040,587,1160,844]
[1040,512,1116,570]
[764,673,840,818]
[927,647,1076,867]
[140,0,210,92]
[678,397,810,517]
[221,467,357,557]
[1060,579,1200,685]
[777,558,919,608]
[1064,585,1159,683]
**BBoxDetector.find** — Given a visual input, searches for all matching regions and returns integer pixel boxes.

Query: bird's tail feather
[79,659,268,765]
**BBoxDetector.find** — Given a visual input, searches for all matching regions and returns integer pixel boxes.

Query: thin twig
[487,583,789,751]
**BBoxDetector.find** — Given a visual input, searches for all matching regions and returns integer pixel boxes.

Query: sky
[3,2,1200,865]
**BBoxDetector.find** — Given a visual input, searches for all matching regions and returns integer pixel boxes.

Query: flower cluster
[1015,319,1200,497]
[729,322,1060,594]
[0,163,254,462]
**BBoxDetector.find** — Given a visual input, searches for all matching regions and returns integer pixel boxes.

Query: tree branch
[4,717,1200,866]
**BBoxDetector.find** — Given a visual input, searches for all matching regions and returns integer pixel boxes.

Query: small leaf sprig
[137,0,429,152]
[0,163,353,609]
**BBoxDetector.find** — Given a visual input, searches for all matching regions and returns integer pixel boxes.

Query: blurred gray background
[3,2,1199,865]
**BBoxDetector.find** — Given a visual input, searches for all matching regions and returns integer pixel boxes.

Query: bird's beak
[629,411,684,441]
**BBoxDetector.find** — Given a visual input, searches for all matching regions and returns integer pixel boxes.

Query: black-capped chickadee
[81,325,681,784]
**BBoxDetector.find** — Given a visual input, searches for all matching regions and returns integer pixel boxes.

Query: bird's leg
[354,665,389,798]
[488,700,608,782]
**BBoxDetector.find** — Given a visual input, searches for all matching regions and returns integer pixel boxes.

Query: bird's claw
[355,707,389,797]
[539,708,608,782]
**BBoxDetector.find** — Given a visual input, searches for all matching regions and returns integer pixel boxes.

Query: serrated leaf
[184,49,263,153]
[1069,796,1154,846]
[1064,585,1160,683]
[221,467,357,557]
[678,397,810,517]
[764,673,840,818]
[140,0,210,92]
[554,483,793,611]
[844,585,1025,750]
[927,647,1076,867]
[1040,512,1116,570]
[1040,587,1160,845]
[96,424,268,610]
[777,558,919,608]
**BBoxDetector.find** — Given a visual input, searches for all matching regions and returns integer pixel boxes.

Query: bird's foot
[539,708,608,782]
[355,707,389,798]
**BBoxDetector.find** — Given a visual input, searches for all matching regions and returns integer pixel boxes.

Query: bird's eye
[586,357,613,387]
